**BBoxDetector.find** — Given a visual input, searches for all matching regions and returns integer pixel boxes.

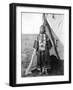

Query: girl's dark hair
[40,25,46,33]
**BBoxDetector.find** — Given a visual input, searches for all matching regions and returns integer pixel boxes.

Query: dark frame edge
[9,3,16,87]
[10,3,71,9]
[69,7,71,84]
[10,81,71,87]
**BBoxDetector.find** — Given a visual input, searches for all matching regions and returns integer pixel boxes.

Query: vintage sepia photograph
[21,13,64,77]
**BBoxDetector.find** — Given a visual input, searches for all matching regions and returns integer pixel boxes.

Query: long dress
[33,33,52,69]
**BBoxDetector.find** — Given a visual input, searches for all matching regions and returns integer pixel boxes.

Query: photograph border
[9,3,71,87]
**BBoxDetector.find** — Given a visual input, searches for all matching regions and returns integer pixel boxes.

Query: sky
[22,13,43,34]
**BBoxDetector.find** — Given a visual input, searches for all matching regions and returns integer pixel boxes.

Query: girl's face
[40,26,45,34]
